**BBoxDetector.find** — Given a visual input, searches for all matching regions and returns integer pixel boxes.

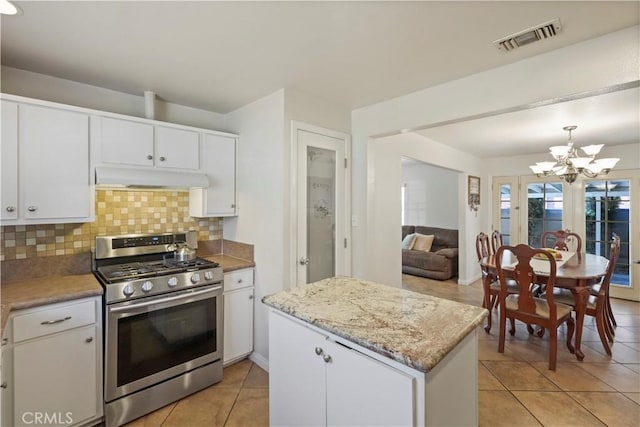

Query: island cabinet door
[269,311,327,426]
[325,339,415,427]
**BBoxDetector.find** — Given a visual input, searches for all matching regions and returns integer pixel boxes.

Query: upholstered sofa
[402,226,459,280]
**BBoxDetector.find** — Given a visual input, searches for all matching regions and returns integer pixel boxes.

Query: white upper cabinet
[155,126,200,170]
[190,133,237,217]
[1,100,93,225]
[97,117,201,171]
[1,101,18,221]
[99,117,154,167]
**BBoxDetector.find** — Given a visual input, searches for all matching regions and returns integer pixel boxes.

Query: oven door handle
[110,285,222,313]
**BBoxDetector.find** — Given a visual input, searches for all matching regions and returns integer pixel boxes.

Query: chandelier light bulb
[0,0,19,15]
[536,161,556,173]
[570,157,593,169]
[594,158,620,170]
[549,145,571,159]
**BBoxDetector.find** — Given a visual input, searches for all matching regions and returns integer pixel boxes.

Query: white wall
[1,66,228,131]
[402,161,458,229]
[352,25,639,286]
[369,133,482,286]
[224,90,286,368]
[224,88,351,368]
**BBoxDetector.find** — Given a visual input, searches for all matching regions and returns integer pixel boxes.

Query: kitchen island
[263,276,488,427]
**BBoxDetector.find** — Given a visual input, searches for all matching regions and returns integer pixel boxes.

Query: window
[499,184,512,245]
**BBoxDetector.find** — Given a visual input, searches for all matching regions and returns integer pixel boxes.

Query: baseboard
[458,274,481,286]
[249,351,269,373]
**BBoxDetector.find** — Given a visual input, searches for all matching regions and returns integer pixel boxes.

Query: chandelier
[529,126,619,184]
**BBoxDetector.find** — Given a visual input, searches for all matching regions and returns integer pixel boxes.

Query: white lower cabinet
[269,310,479,427]
[269,310,415,427]
[223,268,254,364]
[1,297,103,427]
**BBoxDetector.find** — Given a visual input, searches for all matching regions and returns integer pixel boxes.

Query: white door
[582,171,639,301]
[492,176,520,245]
[294,122,350,286]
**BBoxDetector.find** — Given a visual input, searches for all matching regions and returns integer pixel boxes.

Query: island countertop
[262,276,488,373]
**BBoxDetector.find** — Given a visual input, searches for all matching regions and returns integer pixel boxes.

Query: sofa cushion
[434,248,458,259]
[402,225,416,241]
[402,249,448,271]
[414,226,458,252]
[402,233,416,250]
[412,233,435,252]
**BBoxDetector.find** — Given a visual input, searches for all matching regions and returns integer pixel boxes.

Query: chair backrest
[596,236,621,298]
[495,244,559,318]
[541,230,583,253]
[475,232,491,261]
[491,230,503,254]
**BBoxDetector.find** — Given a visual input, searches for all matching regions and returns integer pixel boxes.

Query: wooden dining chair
[477,233,529,334]
[552,236,621,355]
[541,230,583,253]
[495,244,575,370]
[490,230,503,254]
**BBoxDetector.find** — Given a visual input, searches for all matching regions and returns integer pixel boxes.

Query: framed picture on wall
[468,175,480,211]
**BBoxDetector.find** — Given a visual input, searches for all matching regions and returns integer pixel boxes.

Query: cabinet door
[155,126,200,170]
[1,101,18,221]
[269,311,326,427]
[326,339,415,427]
[19,104,91,221]
[13,325,98,426]
[223,286,254,364]
[189,134,236,217]
[100,117,154,167]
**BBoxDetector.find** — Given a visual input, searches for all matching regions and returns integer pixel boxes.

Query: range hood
[95,166,208,189]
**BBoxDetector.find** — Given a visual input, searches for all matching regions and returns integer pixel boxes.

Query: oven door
[105,284,223,402]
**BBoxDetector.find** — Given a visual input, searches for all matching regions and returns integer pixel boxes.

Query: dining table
[481,251,610,361]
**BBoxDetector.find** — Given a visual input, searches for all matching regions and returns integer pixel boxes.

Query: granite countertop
[263,276,488,373]
[1,274,103,337]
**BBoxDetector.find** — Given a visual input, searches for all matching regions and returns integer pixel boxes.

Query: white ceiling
[1,1,639,158]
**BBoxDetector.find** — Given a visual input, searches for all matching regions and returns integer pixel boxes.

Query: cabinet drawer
[13,299,96,343]
[224,268,254,292]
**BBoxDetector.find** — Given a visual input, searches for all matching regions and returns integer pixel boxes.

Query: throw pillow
[401,233,416,250]
[413,233,435,252]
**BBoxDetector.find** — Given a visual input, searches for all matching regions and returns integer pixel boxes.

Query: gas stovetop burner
[96,257,220,284]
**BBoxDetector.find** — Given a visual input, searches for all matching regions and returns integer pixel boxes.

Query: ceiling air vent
[494,18,562,52]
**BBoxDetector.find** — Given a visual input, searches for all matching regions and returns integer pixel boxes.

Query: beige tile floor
[127,275,639,426]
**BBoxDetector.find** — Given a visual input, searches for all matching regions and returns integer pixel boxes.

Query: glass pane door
[307,146,336,283]
[526,181,563,248]
[492,176,519,246]
[585,179,631,287]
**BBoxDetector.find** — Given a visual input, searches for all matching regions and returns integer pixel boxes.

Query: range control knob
[191,273,201,284]
[122,284,135,297]
[141,281,154,293]
[204,271,214,281]
[167,277,179,287]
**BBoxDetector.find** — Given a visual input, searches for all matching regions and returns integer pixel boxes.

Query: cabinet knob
[85,337,94,343]
[0,382,7,389]
[27,206,37,212]
[231,204,236,209]
[147,155,153,160]
[237,278,243,283]
[159,156,166,162]
[323,354,332,363]
[248,294,254,300]
[5,206,15,212]
[315,347,324,356]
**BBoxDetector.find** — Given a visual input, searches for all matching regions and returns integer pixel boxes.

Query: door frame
[290,121,351,288]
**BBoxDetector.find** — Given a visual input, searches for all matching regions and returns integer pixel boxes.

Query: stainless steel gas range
[93,232,223,427]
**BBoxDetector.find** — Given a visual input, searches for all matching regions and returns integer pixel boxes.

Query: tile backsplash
[0,189,222,261]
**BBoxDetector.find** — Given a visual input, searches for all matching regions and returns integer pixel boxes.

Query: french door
[493,171,639,301]
[292,122,351,287]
